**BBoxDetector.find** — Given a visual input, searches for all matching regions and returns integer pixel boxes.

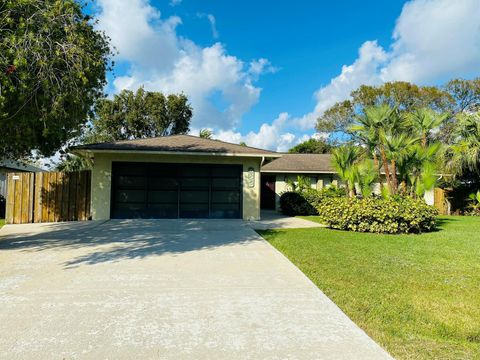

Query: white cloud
[197,13,219,39]
[215,113,302,152]
[291,0,480,132]
[169,0,182,6]
[95,0,480,152]
[382,0,480,82]
[248,58,279,79]
[96,0,273,131]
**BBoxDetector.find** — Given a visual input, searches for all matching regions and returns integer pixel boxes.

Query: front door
[260,175,276,210]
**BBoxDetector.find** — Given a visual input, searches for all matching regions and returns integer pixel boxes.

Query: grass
[0,218,4,228]
[258,216,480,359]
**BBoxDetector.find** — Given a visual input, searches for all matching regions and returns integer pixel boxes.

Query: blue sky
[94,0,480,150]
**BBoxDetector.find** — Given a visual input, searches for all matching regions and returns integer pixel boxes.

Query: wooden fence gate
[6,171,91,224]
[433,187,450,215]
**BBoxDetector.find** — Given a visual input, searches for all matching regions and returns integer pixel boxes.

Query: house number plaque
[246,167,255,188]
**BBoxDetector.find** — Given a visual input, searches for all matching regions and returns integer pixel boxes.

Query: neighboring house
[72,135,435,221]
[0,159,43,218]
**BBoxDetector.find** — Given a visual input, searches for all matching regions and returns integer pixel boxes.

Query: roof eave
[260,169,336,174]
[72,148,281,158]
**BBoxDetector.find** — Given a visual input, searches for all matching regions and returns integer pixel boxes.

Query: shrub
[280,191,317,216]
[316,196,438,234]
[279,186,346,216]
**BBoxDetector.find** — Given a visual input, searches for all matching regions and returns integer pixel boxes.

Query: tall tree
[288,138,333,154]
[0,0,112,158]
[87,88,192,143]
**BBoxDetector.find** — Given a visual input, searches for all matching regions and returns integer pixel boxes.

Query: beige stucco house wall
[272,173,341,211]
[90,151,262,221]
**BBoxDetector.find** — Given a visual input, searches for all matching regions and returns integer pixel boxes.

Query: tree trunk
[400,180,407,194]
[379,145,392,194]
[373,152,383,191]
[390,159,398,194]
[422,132,427,148]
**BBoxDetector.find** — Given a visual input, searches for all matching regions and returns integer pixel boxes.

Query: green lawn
[258,216,480,359]
[0,218,4,228]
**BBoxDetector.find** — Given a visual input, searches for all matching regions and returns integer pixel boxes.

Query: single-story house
[73,135,434,221]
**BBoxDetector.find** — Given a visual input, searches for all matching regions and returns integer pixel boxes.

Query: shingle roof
[72,135,280,156]
[261,153,334,173]
[0,159,43,172]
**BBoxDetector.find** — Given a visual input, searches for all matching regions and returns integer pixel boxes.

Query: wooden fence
[6,171,91,224]
[434,187,450,215]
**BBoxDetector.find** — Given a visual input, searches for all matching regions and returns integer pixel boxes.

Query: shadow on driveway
[0,220,260,268]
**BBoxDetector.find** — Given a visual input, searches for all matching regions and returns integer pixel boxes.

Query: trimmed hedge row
[280,189,438,234]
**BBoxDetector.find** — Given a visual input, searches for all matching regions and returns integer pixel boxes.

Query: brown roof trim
[261,153,334,172]
[72,134,280,157]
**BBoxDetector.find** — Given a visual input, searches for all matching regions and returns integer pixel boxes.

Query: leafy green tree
[87,88,192,142]
[0,0,112,158]
[199,129,213,139]
[56,154,92,172]
[288,138,333,154]
[445,78,480,113]
[317,81,453,134]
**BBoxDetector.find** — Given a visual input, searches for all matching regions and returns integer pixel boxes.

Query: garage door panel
[115,189,146,203]
[211,178,240,188]
[180,166,210,177]
[148,190,178,203]
[211,204,240,219]
[211,190,240,203]
[180,177,209,188]
[211,166,239,177]
[180,190,209,203]
[116,175,146,188]
[111,162,242,219]
[149,177,178,189]
[180,204,209,218]
[147,204,178,218]
[113,203,147,218]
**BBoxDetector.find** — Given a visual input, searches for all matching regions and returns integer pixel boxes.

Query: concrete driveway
[0,220,391,359]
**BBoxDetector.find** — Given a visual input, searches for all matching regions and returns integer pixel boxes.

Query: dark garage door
[111,162,242,219]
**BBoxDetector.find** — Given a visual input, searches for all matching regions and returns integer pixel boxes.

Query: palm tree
[357,104,404,194]
[383,134,418,193]
[405,108,448,147]
[199,128,213,139]
[353,159,378,197]
[350,105,396,191]
[396,142,442,197]
[331,145,361,197]
[445,112,480,177]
